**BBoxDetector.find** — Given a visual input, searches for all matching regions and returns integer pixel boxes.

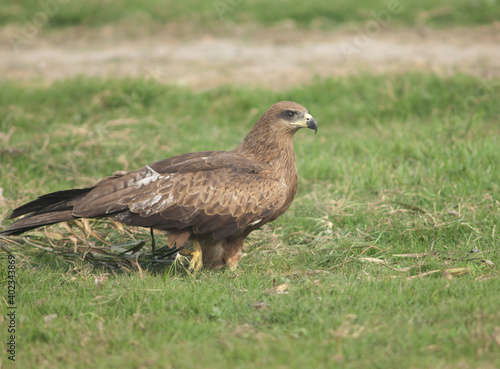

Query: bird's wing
[70,152,287,239]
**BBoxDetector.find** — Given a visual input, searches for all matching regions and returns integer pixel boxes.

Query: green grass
[1,73,500,368]
[1,0,499,29]
[5,261,500,369]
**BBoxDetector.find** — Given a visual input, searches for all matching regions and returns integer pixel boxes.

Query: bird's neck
[235,124,300,214]
[235,125,296,163]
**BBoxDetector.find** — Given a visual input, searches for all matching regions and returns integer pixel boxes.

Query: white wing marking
[280,177,287,191]
[249,219,262,226]
[134,165,170,187]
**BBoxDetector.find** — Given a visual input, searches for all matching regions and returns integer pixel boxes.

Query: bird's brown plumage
[1,101,318,269]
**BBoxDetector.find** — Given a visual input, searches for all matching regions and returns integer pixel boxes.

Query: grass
[1,0,499,30]
[1,73,500,368]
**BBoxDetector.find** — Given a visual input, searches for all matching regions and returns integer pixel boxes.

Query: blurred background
[1,0,499,89]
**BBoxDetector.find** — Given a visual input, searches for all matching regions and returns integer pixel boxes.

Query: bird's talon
[187,239,203,271]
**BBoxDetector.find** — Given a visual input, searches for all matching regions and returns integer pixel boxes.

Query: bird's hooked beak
[290,113,318,134]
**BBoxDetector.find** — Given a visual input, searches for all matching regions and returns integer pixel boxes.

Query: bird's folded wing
[69,154,286,239]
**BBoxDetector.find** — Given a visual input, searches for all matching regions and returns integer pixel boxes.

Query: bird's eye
[285,111,295,119]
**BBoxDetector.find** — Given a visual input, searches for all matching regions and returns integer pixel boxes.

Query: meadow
[1,1,500,368]
[2,0,500,28]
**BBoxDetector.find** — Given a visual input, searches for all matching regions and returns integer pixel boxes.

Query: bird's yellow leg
[188,238,203,271]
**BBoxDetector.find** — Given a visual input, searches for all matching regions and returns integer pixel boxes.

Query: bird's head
[236,101,318,158]
[261,101,318,135]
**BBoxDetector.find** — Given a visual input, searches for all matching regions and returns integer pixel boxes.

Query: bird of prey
[1,101,318,270]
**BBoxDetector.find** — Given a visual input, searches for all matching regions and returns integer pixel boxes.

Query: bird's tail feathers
[2,188,91,236]
[9,189,89,219]
[1,210,76,236]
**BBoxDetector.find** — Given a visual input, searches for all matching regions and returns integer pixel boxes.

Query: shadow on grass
[0,219,198,276]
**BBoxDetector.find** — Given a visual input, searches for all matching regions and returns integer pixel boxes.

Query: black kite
[1,101,318,269]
